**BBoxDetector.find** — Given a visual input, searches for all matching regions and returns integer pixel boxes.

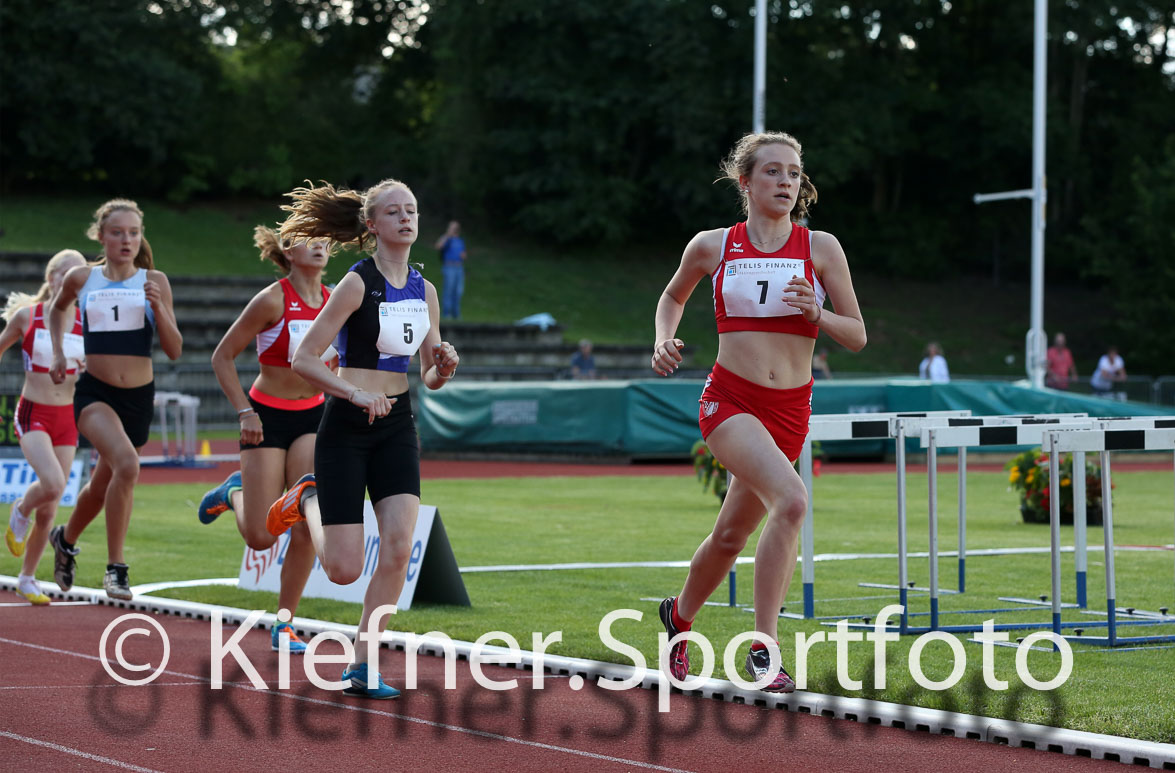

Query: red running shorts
[698,362,813,462]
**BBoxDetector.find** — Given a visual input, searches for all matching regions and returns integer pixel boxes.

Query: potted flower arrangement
[691,439,728,502]
[1005,448,1107,525]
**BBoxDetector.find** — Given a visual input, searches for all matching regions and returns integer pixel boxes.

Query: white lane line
[0,601,94,607]
[0,730,165,772]
[0,636,693,773]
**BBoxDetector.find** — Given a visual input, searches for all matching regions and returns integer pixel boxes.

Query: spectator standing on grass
[1090,345,1127,399]
[812,347,832,380]
[1045,332,1078,390]
[263,179,460,700]
[434,220,467,319]
[195,225,338,656]
[570,338,597,379]
[48,199,183,601]
[918,342,950,382]
[651,131,866,692]
[0,249,87,605]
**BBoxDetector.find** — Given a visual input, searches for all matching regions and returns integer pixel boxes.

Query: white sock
[8,501,30,541]
[17,574,40,595]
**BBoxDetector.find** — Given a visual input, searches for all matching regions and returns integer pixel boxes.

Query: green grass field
[4,468,1173,742]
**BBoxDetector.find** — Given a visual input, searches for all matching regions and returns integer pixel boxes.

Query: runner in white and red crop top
[197,226,337,655]
[0,249,87,605]
[651,132,867,693]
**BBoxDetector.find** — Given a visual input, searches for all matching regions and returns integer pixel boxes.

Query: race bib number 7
[721,258,805,318]
[86,289,146,332]
[376,301,431,357]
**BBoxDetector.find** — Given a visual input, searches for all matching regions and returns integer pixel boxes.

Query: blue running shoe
[198,471,242,524]
[271,622,308,654]
[341,663,400,699]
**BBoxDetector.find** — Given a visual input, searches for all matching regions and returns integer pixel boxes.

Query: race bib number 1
[86,289,146,332]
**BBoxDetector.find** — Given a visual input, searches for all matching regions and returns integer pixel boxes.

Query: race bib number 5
[721,258,805,318]
[376,301,431,357]
[86,289,146,332]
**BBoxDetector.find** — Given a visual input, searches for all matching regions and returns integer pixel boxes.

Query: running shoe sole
[659,596,690,681]
[267,474,315,536]
[5,526,25,557]
[50,525,77,592]
[198,471,241,525]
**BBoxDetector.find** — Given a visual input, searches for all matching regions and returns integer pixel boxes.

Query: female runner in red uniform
[1,250,87,604]
[652,132,866,691]
[197,226,336,654]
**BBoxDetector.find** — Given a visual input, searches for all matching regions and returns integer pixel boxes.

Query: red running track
[137,438,1174,486]
[0,595,1128,772]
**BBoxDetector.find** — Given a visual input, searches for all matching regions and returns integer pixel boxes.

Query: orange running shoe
[267,474,315,536]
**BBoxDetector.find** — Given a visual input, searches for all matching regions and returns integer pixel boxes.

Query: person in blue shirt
[434,220,467,319]
[570,339,597,379]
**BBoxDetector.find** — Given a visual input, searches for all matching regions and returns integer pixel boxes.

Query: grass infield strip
[3,577,1172,769]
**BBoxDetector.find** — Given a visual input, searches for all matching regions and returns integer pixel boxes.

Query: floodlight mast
[753,0,767,134]
[974,0,1049,390]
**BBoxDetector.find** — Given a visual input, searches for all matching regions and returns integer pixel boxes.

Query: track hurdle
[881,414,1089,631]
[798,410,971,623]
[876,418,1173,638]
[1044,423,1175,646]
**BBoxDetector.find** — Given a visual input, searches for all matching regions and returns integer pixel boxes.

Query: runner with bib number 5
[262,179,459,700]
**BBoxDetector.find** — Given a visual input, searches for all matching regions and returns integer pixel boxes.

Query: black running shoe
[50,526,78,592]
[745,646,796,693]
[103,563,132,601]
[658,596,690,681]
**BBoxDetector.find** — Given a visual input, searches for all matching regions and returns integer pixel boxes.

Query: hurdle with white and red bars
[877,417,1175,639]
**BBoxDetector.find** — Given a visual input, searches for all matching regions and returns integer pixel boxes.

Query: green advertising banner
[417,379,1175,458]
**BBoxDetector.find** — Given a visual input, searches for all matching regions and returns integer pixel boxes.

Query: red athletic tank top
[711,222,824,338]
[22,302,84,374]
[256,278,331,367]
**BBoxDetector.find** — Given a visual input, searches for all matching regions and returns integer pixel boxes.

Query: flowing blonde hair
[87,198,154,269]
[279,179,413,251]
[254,225,293,273]
[719,131,818,221]
[2,249,87,322]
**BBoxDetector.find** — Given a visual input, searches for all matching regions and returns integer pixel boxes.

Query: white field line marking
[0,730,164,773]
[110,543,1175,594]
[0,636,692,773]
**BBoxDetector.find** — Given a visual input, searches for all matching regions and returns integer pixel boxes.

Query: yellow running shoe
[16,580,50,606]
[5,525,25,557]
[6,499,28,557]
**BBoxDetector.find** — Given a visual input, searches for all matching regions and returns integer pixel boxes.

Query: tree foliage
[2,0,1172,367]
